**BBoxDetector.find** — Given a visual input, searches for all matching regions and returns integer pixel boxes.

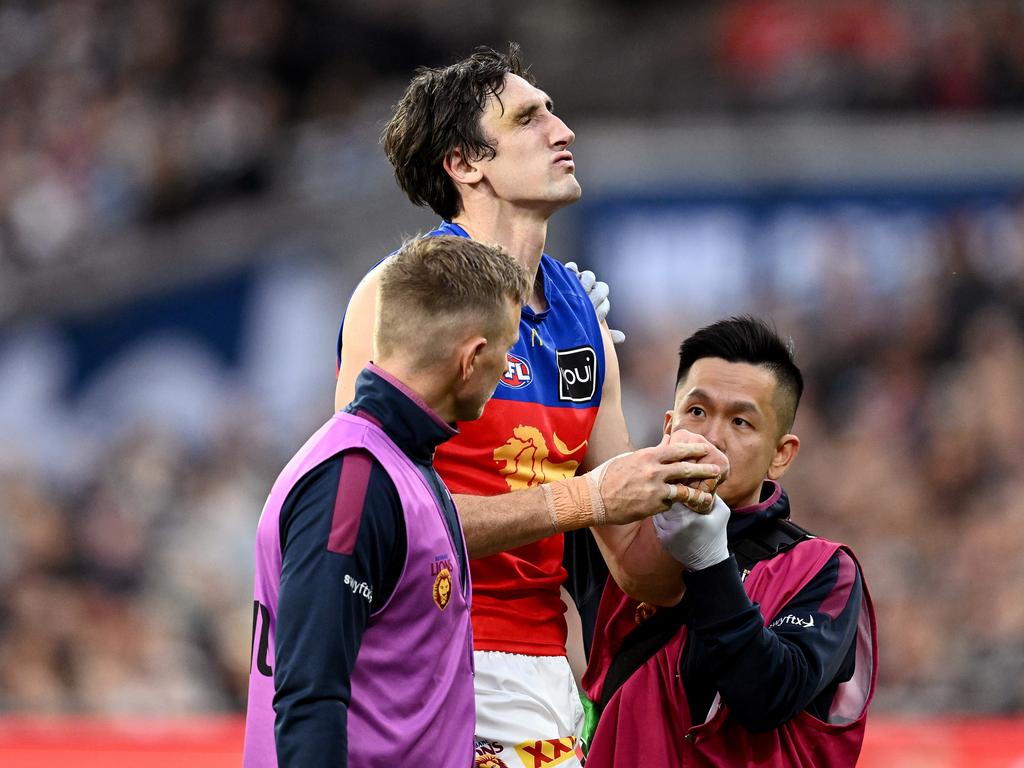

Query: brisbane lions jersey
[338,221,605,655]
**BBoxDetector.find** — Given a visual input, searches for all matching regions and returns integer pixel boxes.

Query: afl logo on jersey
[556,346,598,402]
[500,353,532,389]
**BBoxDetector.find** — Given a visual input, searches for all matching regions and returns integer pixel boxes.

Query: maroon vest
[584,537,877,767]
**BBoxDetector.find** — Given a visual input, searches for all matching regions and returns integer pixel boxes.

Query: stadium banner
[1,716,1023,766]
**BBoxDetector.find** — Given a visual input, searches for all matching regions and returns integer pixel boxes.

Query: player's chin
[550,180,582,206]
[456,404,487,423]
[458,391,496,422]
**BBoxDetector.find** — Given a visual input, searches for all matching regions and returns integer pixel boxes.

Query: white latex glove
[653,496,731,571]
[565,261,626,344]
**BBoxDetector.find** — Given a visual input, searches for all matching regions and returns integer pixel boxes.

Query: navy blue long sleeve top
[680,483,864,732]
[272,366,461,767]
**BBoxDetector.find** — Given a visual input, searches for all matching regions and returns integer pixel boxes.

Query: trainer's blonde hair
[376,235,530,367]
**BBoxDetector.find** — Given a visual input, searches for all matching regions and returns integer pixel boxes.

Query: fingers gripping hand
[566,261,626,344]
[665,483,716,514]
[586,436,722,525]
[667,429,729,502]
[653,495,731,571]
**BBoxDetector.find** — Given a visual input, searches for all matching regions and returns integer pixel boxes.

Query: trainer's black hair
[676,315,804,432]
[382,43,533,221]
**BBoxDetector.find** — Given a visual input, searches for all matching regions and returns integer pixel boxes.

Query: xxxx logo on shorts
[515,737,579,768]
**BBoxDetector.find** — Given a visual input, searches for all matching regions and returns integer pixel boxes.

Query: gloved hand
[566,261,626,344]
[653,495,730,571]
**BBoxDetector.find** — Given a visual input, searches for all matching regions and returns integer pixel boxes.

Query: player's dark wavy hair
[676,315,804,432]
[382,43,533,221]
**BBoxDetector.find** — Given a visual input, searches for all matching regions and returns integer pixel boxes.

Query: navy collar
[726,480,791,544]
[345,363,457,465]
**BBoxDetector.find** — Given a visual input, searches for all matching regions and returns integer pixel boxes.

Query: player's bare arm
[335,264,387,411]
[452,435,717,559]
[581,323,729,605]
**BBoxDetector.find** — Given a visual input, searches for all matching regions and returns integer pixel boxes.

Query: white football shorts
[472,650,585,768]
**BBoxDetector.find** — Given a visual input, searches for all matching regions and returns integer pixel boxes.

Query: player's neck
[452,206,550,311]
[452,206,549,280]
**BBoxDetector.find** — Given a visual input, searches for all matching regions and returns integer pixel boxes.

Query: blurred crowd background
[2,0,1024,719]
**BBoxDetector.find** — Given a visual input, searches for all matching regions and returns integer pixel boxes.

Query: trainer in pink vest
[242,411,474,767]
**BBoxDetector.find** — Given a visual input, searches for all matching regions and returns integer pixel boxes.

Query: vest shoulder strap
[732,517,813,574]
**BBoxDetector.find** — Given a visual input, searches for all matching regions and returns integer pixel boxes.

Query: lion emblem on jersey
[433,568,453,610]
[475,755,509,768]
[493,425,588,490]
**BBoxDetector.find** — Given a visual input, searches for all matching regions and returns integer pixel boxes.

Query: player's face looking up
[665,358,800,509]
[470,74,581,214]
[453,295,522,422]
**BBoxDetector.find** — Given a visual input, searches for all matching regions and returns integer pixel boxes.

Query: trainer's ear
[444,147,484,185]
[767,434,800,481]
[456,334,489,382]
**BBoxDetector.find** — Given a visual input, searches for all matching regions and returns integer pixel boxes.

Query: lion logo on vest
[433,567,453,610]
[493,426,588,491]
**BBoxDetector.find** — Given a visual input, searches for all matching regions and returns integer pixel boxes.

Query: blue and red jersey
[338,221,605,655]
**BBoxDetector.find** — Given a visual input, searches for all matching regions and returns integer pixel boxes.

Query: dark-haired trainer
[583,316,878,767]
